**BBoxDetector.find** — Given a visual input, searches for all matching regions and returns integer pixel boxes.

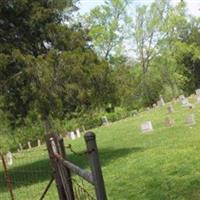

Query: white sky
[78,0,200,16]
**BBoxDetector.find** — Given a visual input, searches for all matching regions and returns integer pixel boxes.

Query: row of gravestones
[141,96,198,133]
[17,139,42,152]
[67,89,200,137]
[141,113,196,133]
[152,89,200,109]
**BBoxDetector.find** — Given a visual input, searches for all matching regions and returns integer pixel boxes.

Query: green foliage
[0,0,118,137]
[84,0,131,61]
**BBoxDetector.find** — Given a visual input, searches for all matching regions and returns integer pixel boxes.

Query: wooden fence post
[84,132,107,200]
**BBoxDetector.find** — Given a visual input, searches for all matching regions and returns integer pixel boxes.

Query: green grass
[1,97,200,199]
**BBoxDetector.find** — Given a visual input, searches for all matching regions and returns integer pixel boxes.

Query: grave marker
[186,114,196,126]
[179,95,189,106]
[196,89,200,96]
[69,131,76,140]
[6,151,13,166]
[28,141,32,149]
[196,95,200,103]
[130,110,138,116]
[164,117,174,127]
[37,139,41,147]
[160,96,165,106]
[19,143,23,151]
[76,129,81,138]
[140,121,153,133]
[101,116,109,126]
[167,105,174,113]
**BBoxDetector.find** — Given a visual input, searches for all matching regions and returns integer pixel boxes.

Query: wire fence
[0,146,59,200]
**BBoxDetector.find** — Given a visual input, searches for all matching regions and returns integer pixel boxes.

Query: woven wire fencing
[71,174,96,200]
[0,146,58,200]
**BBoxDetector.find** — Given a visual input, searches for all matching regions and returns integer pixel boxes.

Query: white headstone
[76,129,81,138]
[186,114,196,126]
[160,96,165,106]
[101,116,109,126]
[141,121,153,133]
[196,89,200,96]
[6,152,13,166]
[37,139,41,147]
[157,100,162,107]
[179,95,189,106]
[70,131,76,140]
[28,141,32,149]
[167,105,174,113]
[197,96,200,103]
[19,143,23,151]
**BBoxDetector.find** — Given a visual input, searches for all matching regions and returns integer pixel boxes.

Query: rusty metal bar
[39,176,54,200]
[0,153,15,200]
[58,137,75,200]
[59,158,94,185]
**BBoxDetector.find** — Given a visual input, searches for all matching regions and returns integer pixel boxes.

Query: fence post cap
[84,131,96,141]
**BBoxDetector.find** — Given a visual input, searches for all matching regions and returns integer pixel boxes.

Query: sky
[77,0,200,16]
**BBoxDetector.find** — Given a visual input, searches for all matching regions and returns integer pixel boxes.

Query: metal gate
[46,131,107,200]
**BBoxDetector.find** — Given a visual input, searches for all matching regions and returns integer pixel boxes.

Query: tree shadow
[0,147,144,191]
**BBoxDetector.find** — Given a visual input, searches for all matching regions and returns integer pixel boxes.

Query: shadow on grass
[0,147,143,191]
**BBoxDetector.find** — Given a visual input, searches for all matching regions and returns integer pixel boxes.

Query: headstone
[186,114,196,126]
[6,152,13,166]
[69,131,76,140]
[28,141,32,149]
[140,121,153,133]
[187,103,194,109]
[146,107,150,111]
[164,116,174,127]
[19,143,23,151]
[197,95,200,103]
[130,110,138,116]
[157,100,162,107]
[179,95,185,101]
[157,99,165,107]
[160,96,165,106]
[101,116,109,126]
[37,139,41,147]
[196,89,200,96]
[76,129,81,138]
[179,95,189,105]
[167,105,174,113]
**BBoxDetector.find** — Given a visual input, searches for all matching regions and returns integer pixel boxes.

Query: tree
[83,0,131,61]
[0,0,117,133]
[129,0,189,104]
[176,17,200,93]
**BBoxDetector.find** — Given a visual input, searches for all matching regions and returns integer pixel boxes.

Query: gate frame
[46,131,107,200]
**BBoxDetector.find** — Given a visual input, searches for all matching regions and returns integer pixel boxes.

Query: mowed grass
[1,96,200,199]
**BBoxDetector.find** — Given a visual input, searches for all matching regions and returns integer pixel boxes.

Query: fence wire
[72,175,96,200]
[0,147,59,200]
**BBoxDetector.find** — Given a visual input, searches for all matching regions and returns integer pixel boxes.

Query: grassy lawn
[1,97,200,199]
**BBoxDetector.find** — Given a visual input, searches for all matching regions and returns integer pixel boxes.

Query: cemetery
[1,0,200,199]
[2,94,200,199]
